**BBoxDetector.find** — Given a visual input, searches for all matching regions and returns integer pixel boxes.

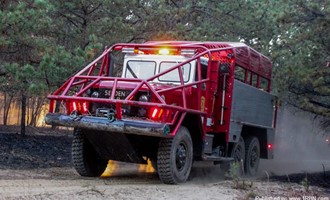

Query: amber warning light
[149,107,163,121]
[122,47,195,56]
[158,48,170,55]
[67,101,89,115]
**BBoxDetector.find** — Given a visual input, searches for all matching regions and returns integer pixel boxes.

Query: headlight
[139,95,149,102]
[91,91,99,98]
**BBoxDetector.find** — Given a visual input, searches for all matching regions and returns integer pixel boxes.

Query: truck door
[212,58,233,134]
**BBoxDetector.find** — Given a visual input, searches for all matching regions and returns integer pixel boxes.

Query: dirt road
[0,165,329,200]
[0,128,329,199]
[0,166,240,200]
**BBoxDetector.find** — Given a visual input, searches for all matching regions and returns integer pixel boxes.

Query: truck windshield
[124,60,191,82]
[158,62,191,83]
[125,61,156,79]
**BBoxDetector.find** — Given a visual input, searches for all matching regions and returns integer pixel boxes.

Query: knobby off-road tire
[72,129,108,177]
[244,136,260,176]
[157,126,193,184]
[221,137,245,174]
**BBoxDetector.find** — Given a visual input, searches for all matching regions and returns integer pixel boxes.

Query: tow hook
[108,112,116,122]
[70,111,82,121]
[96,108,116,122]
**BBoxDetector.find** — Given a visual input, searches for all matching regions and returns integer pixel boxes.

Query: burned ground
[0,126,329,199]
[0,127,72,170]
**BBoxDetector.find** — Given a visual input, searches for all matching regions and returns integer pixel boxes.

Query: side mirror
[108,53,115,76]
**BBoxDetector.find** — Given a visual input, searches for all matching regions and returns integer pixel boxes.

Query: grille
[99,89,131,99]
[89,89,149,117]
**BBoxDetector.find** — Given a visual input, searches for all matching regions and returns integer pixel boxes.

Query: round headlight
[139,95,149,102]
[91,91,99,98]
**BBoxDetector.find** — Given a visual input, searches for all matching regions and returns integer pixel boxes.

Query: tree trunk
[26,97,30,126]
[20,94,26,136]
[29,96,45,127]
[51,101,60,130]
[3,93,13,126]
[3,93,8,126]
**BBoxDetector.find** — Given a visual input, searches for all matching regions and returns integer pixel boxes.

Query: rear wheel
[157,126,193,184]
[221,137,245,174]
[244,137,260,176]
[72,129,108,177]
[231,137,245,164]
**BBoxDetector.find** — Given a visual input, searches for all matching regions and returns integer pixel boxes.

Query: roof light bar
[122,47,135,54]
[159,48,170,55]
[181,49,195,56]
[122,46,196,56]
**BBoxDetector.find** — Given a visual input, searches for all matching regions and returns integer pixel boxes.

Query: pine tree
[273,0,330,129]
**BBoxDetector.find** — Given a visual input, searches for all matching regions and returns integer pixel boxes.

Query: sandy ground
[0,127,329,200]
[0,167,238,200]
[0,162,329,200]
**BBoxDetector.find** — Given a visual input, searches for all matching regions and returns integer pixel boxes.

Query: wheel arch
[181,113,204,158]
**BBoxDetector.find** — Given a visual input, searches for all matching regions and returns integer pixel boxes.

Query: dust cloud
[189,161,226,183]
[188,106,330,182]
[259,106,330,176]
[104,106,330,182]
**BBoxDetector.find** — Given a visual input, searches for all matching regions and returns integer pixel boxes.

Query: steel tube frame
[48,42,245,136]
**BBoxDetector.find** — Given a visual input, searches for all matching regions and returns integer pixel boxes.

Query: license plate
[104,90,129,98]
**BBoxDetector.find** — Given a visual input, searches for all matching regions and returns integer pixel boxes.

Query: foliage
[273,0,330,129]
[300,175,310,192]
[0,0,52,95]
[226,161,241,188]
[226,161,253,190]
[0,0,329,128]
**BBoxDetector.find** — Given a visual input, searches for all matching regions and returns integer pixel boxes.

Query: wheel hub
[250,147,258,168]
[234,146,243,161]
[176,143,187,171]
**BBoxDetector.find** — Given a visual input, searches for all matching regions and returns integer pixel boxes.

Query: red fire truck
[46,41,277,184]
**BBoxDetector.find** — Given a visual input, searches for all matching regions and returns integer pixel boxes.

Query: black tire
[72,129,108,177]
[157,126,193,184]
[244,137,260,176]
[231,137,245,163]
[221,137,245,174]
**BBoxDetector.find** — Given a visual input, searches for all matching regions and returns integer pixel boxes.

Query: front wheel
[157,126,193,184]
[72,129,108,177]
